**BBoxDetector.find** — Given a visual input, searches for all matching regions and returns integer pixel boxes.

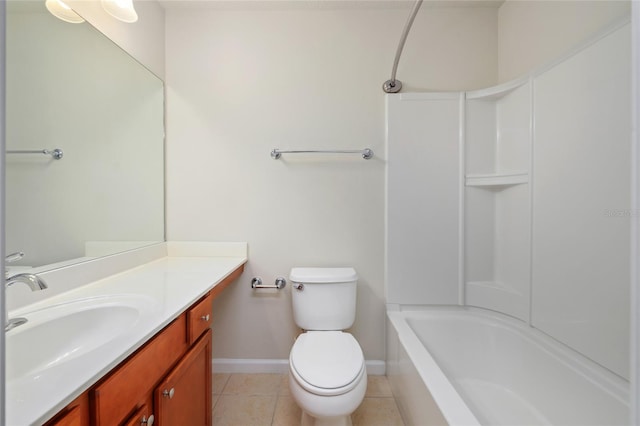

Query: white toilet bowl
[289,331,367,426]
[287,267,367,425]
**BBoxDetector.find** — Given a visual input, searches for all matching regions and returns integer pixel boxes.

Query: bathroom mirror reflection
[5,1,165,270]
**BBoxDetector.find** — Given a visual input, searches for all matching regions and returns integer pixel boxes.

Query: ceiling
[156,0,505,11]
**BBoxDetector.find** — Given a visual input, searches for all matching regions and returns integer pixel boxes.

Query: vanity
[5,242,247,426]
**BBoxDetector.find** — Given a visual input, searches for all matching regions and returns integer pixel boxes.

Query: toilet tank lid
[290,267,357,283]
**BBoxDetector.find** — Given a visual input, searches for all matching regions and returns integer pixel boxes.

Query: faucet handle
[5,252,24,263]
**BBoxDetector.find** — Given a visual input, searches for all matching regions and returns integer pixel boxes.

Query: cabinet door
[46,406,83,426]
[44,393,89,426]
[155,329,212,426]
[123,401,154,426]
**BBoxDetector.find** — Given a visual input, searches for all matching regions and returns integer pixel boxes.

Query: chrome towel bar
[271,148,373,160]
[6,148,64,160]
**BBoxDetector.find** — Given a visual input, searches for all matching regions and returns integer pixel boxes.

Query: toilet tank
[290,267,358,331]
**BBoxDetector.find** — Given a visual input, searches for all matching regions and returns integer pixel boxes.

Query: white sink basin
[6,294,157,382]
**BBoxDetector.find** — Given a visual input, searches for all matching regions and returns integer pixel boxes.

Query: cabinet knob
[200,314,210,321]
[141,414,155,426]
[162,388,175,399]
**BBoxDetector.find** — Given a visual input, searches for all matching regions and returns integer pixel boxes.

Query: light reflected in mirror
[5,1,165,270]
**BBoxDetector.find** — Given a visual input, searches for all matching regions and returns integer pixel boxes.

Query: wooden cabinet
[155,331,212,426]
[187,292,213,345]
[92,316,188,425]
[91,295,212,426]
[122,400,154,426]
[47,264,244,426]
[44,393,89,426]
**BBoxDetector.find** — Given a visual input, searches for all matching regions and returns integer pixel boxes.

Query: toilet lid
[290,331,364,390]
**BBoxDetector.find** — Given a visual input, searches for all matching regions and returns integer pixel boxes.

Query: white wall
[165,3,498,362]
[498,0,630,82]
[631,1,640,421]
[66,0,166,79]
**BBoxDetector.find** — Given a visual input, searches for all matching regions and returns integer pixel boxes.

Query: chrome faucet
[4,253,48,331]
[6,273,48,291]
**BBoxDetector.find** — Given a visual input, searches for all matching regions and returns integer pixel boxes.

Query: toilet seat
[290,331,365,397]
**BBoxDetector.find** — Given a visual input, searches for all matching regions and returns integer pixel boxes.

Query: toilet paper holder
[251,276,287,290]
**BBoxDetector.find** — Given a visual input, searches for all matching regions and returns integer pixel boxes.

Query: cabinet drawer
[123,400,154,426]
[92,315,188,425]
[187,292,213,344]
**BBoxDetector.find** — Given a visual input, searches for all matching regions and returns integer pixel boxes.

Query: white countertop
[5,246,247,426]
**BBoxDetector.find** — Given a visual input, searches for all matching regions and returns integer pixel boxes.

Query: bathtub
[386,307,629,425]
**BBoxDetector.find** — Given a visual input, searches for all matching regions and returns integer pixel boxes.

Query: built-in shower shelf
[466,76,529,100]
[465,172,529,187]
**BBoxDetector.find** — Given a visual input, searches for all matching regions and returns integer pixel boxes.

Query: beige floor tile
[279,374,291,396]
[212,394,219,410]
[365,375,394,398]
[213,373,231,395]
[224,373,283,396]
[212,395,277,426]
[211,373,406,426]
[272,396,302,426]
[352,397,405,426]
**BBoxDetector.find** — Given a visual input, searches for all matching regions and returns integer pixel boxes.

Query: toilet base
[301,411,352,426]
[288,368,367,420]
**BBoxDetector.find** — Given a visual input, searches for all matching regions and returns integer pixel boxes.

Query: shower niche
[464,78,531,321]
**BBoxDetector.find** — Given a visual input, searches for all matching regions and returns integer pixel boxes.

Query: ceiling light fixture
[101,0,138,23]
[45,0,85,24]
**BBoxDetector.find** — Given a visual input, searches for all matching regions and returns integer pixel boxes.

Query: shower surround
[386,19,631,424]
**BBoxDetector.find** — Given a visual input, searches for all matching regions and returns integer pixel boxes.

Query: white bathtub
[386,307,629,425]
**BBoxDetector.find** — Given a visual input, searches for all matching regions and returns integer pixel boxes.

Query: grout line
[269,394,278,426]
[213,372,232,395]
[211,394,220,413]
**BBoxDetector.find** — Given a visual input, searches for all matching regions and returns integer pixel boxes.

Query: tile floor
[212,373,406,426]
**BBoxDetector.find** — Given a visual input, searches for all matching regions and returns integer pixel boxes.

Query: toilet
[288,267,367,426]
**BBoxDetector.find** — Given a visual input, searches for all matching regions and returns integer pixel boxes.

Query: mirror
[5,1,164,270]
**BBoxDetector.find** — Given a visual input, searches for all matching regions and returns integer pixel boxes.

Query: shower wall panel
[386,93,462,305]
[531,23,631,379]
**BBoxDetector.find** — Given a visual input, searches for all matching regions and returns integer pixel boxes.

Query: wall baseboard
[213,358,386,375]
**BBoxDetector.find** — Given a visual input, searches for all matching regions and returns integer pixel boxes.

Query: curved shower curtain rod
[383,0,424,93]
